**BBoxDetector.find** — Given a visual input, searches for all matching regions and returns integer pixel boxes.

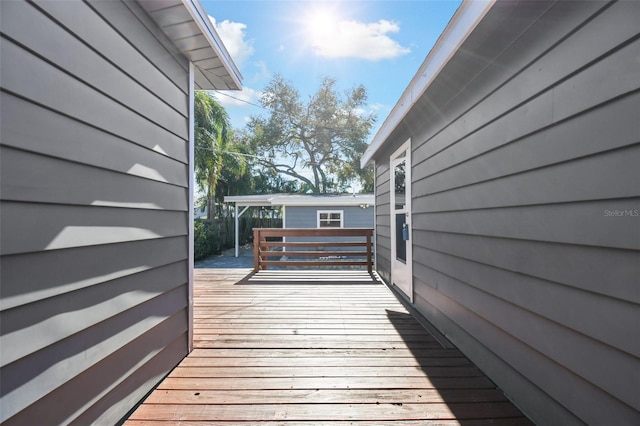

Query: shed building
[225,193,375,256]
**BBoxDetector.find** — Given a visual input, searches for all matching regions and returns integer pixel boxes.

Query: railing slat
[260,251,368,258]
[261,260,370,267]
[262,241,367,247]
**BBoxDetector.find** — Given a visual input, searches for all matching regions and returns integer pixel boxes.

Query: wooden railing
[253,228,374,274]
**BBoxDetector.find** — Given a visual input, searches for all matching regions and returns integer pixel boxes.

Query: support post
[234,205,251,257]
[366,231,372,275]
[235,205,239,258]
[253,228,260,271]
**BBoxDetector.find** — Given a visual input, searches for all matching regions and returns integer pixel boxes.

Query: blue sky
[200,0,462,140]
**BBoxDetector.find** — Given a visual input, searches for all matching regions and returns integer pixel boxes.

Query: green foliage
[194,91,247,219]
[239,75,376,193]
[193,221,223,260]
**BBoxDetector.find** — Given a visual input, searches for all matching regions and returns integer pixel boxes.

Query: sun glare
[305,6,340,43]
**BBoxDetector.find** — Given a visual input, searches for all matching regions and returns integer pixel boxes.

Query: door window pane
[395,213,407,263]
[394,160,406,210]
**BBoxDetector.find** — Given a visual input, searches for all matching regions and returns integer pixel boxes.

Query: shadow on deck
[125,268,531,424]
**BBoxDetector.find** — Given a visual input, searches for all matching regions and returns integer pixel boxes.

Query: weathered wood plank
[193,328,434,336]
[142,388,506,404]
[124,269,530,424]
[127,401,525,421]
[192,339,443,350]
[188,348,465,358]
[158,376,496,390]
[193,333,437,341]
[181,356,471,368]
[169,366,483,378]
[126,420,532,426]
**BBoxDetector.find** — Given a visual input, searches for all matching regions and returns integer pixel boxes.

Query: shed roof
[225,193,375,207]
[360,0,494,166]
[139,0,242,90]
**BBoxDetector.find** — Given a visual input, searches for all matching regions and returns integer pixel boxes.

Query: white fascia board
[270,195,375,207]
[224,194,278,207]
[224,194,375,207]
[224,196,274,206]
[360,0,495,167]
[181,0,243,89]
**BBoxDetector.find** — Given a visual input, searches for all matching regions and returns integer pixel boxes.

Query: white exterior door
[390,141,412,301]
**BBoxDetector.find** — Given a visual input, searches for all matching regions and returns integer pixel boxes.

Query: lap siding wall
[373,1,640,424]
[0,1,191,424]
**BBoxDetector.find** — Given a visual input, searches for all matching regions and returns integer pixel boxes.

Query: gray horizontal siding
[1,236,187,310]
[83,0,190,93]
[2,0,188,137]
[373,1,640,424]
[285,206,374,253]
[1,287,187,421]
[31,0,189,106]
[0,0,191,424]
[412,230,638,304]
[1,262,188,366]
[413,92,640,196]
[286,205,374,229]
[4,310,188,426]
[375,162,392,286]
[411,1,632,166]
[1,202,187,254]
[412,198,639,249]
[1,93,188,186]
[1,146,188,210]
[1,37,187,163]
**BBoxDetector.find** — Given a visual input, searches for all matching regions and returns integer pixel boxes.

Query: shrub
[194,221,220,260]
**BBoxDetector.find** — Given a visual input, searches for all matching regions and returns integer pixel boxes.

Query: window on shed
[318,210,343,228]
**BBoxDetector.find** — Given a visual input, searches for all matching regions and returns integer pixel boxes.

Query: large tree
[242,75,375,193]
[194,91,246,219]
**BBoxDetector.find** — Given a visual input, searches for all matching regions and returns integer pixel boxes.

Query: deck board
[125,269,531,424]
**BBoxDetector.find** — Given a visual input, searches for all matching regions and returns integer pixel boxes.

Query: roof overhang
[138,0,242,90]
[225,194,375,208]
[360,0,494,167]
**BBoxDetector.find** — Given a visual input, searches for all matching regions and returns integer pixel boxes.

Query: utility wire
[212,90,263,110]
[211,90,308,123]
[209,90,366,128]
[195,145,265,160]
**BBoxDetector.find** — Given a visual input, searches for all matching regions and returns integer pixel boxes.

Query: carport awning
[224,194,376,257]
[224,194,277,208]
[225,193,375,207]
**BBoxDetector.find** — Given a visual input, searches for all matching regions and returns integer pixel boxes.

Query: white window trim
[317,210,344,228]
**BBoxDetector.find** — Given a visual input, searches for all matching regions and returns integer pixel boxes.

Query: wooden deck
[125,269,532,425]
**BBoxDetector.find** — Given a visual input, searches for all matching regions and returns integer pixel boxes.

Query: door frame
[389,139,413,302]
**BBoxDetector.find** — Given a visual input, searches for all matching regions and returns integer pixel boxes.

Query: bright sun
[305,7,339,42]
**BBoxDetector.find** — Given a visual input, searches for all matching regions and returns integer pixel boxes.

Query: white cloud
[253,61,270,82]
[370,103,391,113]
[353,103,389,117]
[209,16,254,67]
[212,86,261,108]
[309,19,410,61]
